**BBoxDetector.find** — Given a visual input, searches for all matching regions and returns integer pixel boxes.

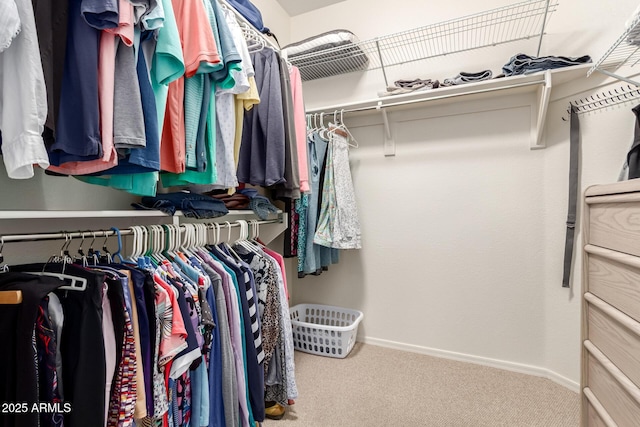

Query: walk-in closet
[2,0,640,426]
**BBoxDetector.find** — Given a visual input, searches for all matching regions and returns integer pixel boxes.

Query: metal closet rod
[0,219,280,244]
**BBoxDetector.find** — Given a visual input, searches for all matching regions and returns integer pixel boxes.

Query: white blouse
[0,0,50,179]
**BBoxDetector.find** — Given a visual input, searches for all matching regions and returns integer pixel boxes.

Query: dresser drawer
[589,202,640,257]
[585,344,640,427]
[587,297,640,389]
[587,249,640,323]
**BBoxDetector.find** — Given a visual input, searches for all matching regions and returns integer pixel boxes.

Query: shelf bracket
[592,68,640,87]
[531,70,552,150]
[378,101,395,156]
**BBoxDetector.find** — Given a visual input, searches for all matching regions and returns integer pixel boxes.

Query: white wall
[286,0,640,389]
[251,0,292,45]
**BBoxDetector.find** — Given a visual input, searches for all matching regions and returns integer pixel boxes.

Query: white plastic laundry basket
[290,304,364,359]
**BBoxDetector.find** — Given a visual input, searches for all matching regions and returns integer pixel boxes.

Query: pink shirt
[155,274,188,366]
[290,66,310,193]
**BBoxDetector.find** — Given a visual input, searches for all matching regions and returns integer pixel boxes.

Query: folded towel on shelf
[441,70,493,86]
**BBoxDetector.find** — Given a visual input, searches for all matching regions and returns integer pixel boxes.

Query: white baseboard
[358,336,579,393]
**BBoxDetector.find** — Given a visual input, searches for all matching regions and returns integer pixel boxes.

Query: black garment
[628,105,640,179]
[10,264,107,427]
[0,272,65,427]
[32,0,69,134]
[283,198,298,258]
[101,273,125,417]
[271,54,300,200]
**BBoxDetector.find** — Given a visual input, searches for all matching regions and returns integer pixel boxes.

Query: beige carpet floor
[263,343,579,427]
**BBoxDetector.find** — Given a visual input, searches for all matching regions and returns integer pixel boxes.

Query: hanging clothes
[237,48,286,187]
[0,222,297,427]
[298,130,340,277]
[314,129,362,249]
[0,0,50,179]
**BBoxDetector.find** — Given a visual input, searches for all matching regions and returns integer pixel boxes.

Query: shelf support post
[536,0,551,56]
[531,70,552,149]
[375,40,389,88]
[378,101,395,157]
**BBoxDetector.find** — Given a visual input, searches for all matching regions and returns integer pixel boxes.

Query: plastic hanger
[111,227,124,263]
[31,271,88,291]
[147,225,164,266]
[221,221,243,261]
[35,234,88,291]
[328,109,359,148]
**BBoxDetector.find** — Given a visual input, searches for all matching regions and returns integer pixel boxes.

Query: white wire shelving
[290,0,558,84]
[587,12,640,86]
[306,63,590,152]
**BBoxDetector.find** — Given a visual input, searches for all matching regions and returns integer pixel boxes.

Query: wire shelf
[588,13,640,77]
[290,0,558,82]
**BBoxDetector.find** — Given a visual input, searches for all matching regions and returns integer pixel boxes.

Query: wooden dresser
[582,180,640,426]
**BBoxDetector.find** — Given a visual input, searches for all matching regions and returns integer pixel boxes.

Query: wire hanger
[73,232,88,267]
[87,232,100,265]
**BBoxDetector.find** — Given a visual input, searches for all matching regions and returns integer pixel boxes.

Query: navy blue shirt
[49,0,103,165]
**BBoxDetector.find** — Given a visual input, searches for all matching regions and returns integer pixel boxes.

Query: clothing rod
[306,79,546,115]
[0,219,280,244]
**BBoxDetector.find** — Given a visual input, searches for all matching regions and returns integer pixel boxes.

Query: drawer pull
[586,193,640,204]
[585,293,640,337]
[584,340,640,406]
[585,245,640,270]
[584,387,619,427]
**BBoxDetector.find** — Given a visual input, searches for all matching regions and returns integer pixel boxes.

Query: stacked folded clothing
[132,191,229,218]
[208,192,251,210]
[501,53,592,76]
